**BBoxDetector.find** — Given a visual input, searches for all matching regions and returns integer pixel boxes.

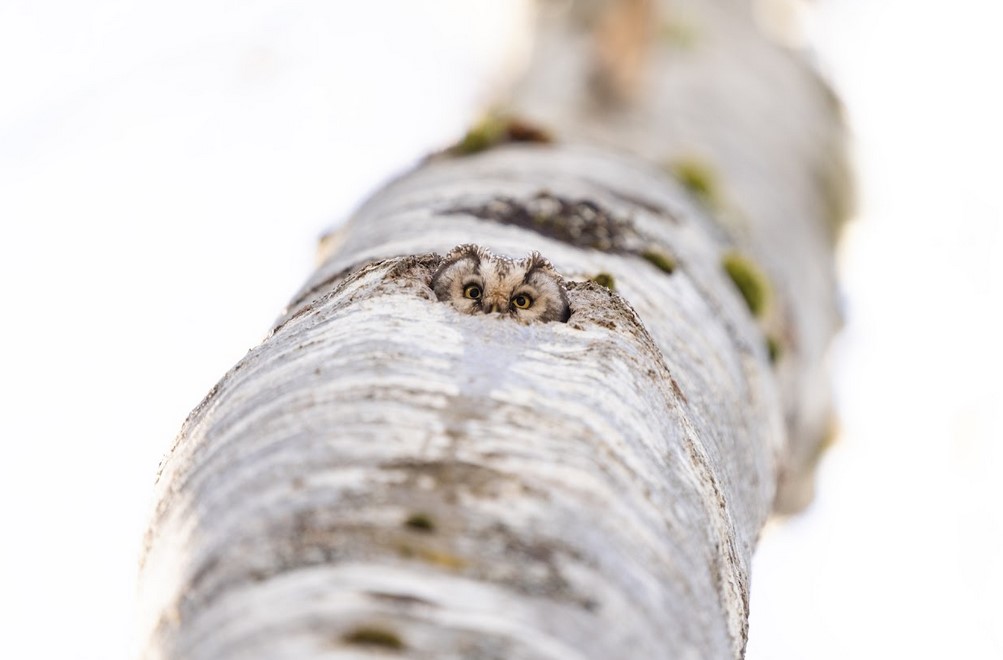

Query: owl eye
[463,284,482,300]
[511,294,533,310]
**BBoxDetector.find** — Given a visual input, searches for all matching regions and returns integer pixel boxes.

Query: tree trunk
[139,1,848,658]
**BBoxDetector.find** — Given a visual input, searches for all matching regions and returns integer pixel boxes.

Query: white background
[1,1,1000,658]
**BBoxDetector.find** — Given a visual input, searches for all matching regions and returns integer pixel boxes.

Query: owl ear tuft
[524,251,556,274]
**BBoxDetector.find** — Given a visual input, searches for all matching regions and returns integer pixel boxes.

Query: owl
[431,244,571,323]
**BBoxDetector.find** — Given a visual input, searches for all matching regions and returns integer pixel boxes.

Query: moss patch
[722,252,769,317]
[641,250,676,274]
[343,626,405,650]
[766,335,781,363]
[450,114,552,156]
[669,157,721,209]
[404,513,435,533]
[589,272,616,290]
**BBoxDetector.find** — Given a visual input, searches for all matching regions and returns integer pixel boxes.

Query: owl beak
[482,296,505,314]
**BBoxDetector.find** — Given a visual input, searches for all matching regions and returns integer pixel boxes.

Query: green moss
[589,272,616,290]
[404,513,435,533]
[641,250,676,274]
[766,335,781,363]
[454,115,506,155]
[669,157,721,209]
[451,114,552,156]
[343,627,405,650]
[721,252,769,317]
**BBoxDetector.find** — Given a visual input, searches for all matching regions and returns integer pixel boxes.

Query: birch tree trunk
[139,1,848,658]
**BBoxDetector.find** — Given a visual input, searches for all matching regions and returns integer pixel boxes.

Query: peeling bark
[140,1,847,658]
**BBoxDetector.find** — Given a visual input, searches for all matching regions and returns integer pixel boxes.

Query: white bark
[139,1,847,658]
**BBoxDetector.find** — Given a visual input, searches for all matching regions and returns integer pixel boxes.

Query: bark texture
[140,1,847,658]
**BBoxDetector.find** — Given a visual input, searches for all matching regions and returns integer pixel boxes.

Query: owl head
[431,244,571,323]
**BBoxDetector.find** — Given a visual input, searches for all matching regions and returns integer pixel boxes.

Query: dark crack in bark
[440,192,641,253]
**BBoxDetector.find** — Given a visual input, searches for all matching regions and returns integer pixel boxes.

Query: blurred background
[0,1,1000,658]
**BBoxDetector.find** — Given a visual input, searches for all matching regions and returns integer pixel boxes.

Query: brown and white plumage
[431,244,571,323]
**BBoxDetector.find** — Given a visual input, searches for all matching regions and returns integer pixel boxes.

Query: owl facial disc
[430,244,571,323]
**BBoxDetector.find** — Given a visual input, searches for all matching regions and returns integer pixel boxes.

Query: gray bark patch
[439,192,641,253]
